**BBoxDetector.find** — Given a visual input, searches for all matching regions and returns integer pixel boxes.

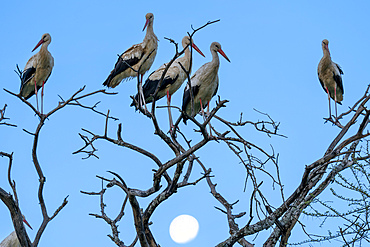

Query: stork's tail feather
[102,77,110,87]
[181,113,188,125]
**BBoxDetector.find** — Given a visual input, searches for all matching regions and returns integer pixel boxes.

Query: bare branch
[0,104,17,127]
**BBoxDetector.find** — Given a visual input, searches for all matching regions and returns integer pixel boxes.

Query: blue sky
[1,1,370,246]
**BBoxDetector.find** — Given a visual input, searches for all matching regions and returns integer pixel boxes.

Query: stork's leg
[41,81,45,115]
[167,90,174,131]
[207,102,213,136]
[199,98,212,136]
[142,74,148,113]
[326,86,331,118]
[139,74,148,113]
[34,79,39,113]
[199,98,206,122]
[334,86,338,119]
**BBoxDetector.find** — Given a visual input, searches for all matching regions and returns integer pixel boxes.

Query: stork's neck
[144,21,157,43]
[321,47,332,66]
[199,49,220,81]
[40,41,51,54]
[210,49,220,70]
[322,46,331,58]
[181,45,192,73]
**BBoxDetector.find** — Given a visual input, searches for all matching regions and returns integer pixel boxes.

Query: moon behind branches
[169,214,199,244]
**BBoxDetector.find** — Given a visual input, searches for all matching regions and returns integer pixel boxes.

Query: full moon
[169,214,199,244]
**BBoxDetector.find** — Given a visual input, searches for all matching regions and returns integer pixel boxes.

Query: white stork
[182,42,230,134]
[318,39,344,119]
[0,217,32,247]
[103,13,158,88]
[131,36,205,129]
[17,33,54,115]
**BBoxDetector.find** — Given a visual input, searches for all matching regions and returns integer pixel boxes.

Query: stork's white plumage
[0,232,20,247]
[131,36,205,129]
[103,13,158,88]
[0,218,32,247]
[182,42,230,125]
[17,33,54,114]
[318,39,344,119]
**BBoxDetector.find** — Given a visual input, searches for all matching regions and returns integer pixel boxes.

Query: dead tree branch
[0,104,17,127]
[1,86,116,246]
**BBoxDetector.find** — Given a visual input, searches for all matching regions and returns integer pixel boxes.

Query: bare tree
[0,86,116,247]
[75,48,370,247]
[2,20,370,247]
[296,140,370,246]
[74,21,286,247]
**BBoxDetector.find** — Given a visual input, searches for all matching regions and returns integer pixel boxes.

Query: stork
[182,42,230,135]
[103,13,158,90]
[318,39,344,119]
[131,36,205,130]
[0,217,32,247]
[17,33,54,115]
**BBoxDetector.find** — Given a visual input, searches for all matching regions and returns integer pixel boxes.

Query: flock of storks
[3,12,346,247]
[16,12,343,129]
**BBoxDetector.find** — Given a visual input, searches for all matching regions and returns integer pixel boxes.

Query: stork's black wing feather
[143,74,179,101]
[158,74,179,92]
[20,67,36,89]
[103,53,142,87]
[336,63,344,75]
[130,73,180,106]
[19,67,38,99]
[334,64,344,95]
[20,70,52,100]
[181,84,200,124]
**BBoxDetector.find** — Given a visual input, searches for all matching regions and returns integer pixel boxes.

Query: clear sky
[1,1,370,246]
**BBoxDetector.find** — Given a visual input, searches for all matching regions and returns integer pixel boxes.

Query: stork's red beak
[23,218,33,230]
[218,48,231,62]
[32,39,44,52]
[192,43,205,57]
[143,18,150,32]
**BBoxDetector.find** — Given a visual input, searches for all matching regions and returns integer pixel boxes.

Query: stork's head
[32,33,51,52]
[143,13,154,31]
[322,39,329,51]
[211,42,230,62]
[182,36,205,57]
